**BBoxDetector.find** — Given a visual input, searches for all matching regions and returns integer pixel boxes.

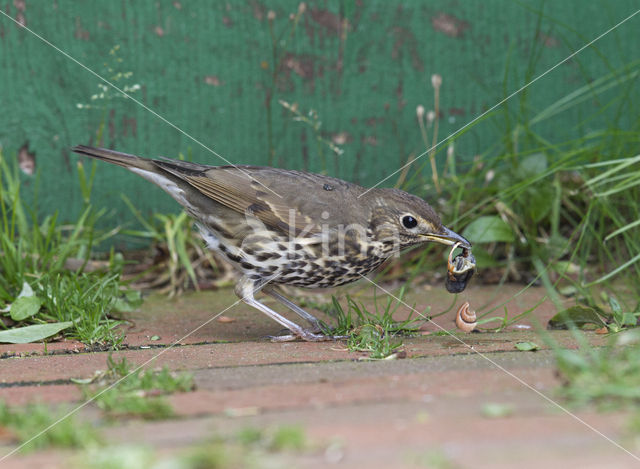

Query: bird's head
[367,188,471,251]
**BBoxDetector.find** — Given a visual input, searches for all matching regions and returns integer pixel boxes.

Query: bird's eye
[402,215,418,229]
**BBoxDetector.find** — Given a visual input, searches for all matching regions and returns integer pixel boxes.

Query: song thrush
[72,145,474,341]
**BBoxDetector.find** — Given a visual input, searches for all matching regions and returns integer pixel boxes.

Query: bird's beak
[423,226,472,249]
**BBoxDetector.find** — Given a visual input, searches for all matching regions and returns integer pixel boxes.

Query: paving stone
[0,285,637,468]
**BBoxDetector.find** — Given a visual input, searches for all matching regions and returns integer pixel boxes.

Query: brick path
[1,285,637,468]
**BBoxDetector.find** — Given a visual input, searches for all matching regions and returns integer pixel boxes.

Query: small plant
[74,425,309,469]
[121,195,226,296]
[0,149,136,346]
[72,446,155,469]
[269,425,306,452]
[181,425,308,468]
[280,99,344,172]
[320,288,421,359]
[547,291,639,333]
[76,44,141,148]
[179,442,242,469]
[402,56,640,332]
[553,328,640,409]
[0,401,101,453]
[406,449,459,469]
[80,355,194,420]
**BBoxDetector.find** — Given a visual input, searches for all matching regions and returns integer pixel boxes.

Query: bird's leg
[234,277,330,342]
[262,286,326,333]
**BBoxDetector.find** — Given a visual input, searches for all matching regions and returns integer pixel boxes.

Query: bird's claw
[267,330,347,342]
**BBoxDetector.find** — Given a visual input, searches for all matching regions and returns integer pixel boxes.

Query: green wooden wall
[1,1,638,239]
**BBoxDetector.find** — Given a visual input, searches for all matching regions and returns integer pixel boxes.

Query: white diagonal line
[0,272,280,461]
[2,3,637,463]
[358,273,640,462]
[0,10,283,200]
[359,8,640,198]
[0,299,238,461]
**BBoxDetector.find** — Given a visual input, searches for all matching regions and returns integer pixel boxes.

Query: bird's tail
[72,145,157,172]
[72,145,200,208]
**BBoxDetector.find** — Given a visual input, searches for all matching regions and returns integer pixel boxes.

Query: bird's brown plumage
[72,145,473,341]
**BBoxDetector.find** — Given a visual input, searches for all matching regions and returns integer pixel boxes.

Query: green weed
[547,290,639,333]
[80,355,194,420]
[0,150,136,346]
[0,401,101,452]
[73,425,308,469]
[320,288,422,359]
[403,56,640,329]
[280,99,344,170]
[553,328,640,409]
[121,195,223,296]
[269,425,306,451]
[179,426,306,469]
[406,449,460,469]
[72,446,155,469]
[179,442,242,469]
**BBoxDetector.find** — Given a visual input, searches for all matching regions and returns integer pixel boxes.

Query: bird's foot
[307,319,332,335]
[267,329,347,342]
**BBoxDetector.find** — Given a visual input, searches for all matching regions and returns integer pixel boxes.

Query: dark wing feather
[154,161,320,235]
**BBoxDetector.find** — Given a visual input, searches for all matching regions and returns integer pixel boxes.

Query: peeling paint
[108,109,115,142]
[249,0,266,21]
[362,135,378,146]
[204,75,223,86]
[122,116,137,137]
[389,26,425,72]
[431,12,469,38]
[364,117,384,127]
[14,0,26,27]
[537,32,559,48]
[283,54,315,80]
[395,78,406,110]
[18,142,35,175]
[274,52,319,93]
[308,8,344,35]
[332,132,351,145]
[74,17,89,40]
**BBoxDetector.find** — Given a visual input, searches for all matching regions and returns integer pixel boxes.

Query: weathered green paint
[0,1,637,239]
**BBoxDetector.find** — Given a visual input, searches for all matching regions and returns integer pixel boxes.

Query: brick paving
[0,284,638,468]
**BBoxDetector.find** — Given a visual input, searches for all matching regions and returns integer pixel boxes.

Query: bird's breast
[200,223,392,288]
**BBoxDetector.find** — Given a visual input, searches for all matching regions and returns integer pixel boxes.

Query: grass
[1,7,638,434]
[23,36,635,352]
[73,425,308,469]
[0,403,308,467]
[392,35,640,411]
[155,425,306,469]
[1,395,306,467]
[399,55,640,331]
[0,355,193,457]
[552,328,640,409]
[79,355,194,420]
[121,195,221,297]
[314,288,422,359]
[269,425,307,451]
[0,401,101,452]
[0,151,139,346]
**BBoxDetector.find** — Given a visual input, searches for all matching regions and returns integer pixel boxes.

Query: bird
[72,145,473,341]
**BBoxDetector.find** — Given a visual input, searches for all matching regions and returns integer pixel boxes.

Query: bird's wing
[154,161,324,235]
